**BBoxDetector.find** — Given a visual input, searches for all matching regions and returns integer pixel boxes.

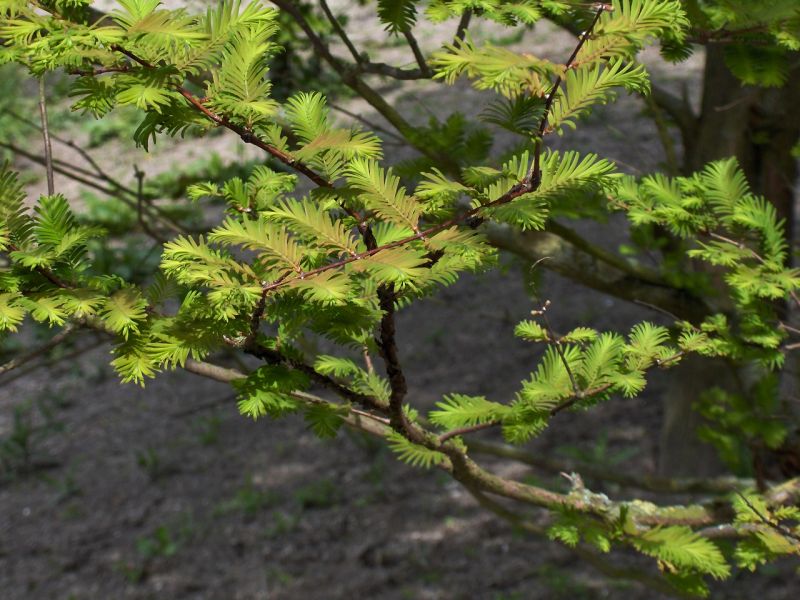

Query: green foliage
[377,0,417,34]
[386,430,447,469]
[1,1,799,594]
[696,376,788,474]
[431,35,563,97]
[234,364,308,419]
[429,394,510,430]
[631,526,730,580]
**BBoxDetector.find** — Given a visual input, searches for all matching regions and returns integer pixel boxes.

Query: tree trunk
[659,46,800,477]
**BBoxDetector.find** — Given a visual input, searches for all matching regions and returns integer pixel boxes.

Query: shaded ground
[1,2,798,599]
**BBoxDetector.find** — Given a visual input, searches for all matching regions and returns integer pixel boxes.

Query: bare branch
[402,29,432,77]
[455,10,472,43]
[0,325,77,376]
[37,76,55,195]
[319,0,362,65]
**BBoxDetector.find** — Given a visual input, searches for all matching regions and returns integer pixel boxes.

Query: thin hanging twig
[37,76,55,195]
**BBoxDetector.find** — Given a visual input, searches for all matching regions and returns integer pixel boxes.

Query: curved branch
[484,222,711,322]
[0,324,78,376]
[467,440,756,495]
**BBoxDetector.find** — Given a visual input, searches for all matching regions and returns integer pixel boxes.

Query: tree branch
[526,4,608,187]
[464,486,688,598]
[37,76,55,195]
[402,29,432,77]
[467,440,756,495]
[241,340,388,413]
[0,324,78,376]
[269,0,459,172]
[318,0,363,65]
[455,10,472,43]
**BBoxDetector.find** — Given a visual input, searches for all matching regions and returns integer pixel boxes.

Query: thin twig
[319,0,362,65]
[454,10,472,43]
[736,492,800,545]
[525,5,608,187]
[0,138,185,236]
[242,341,388,413]
[439,421,497,443]
[538,301,581,396]
[0,335,107,388]
[706,231,800,310]
[403,29,432,77]
[329,103,406,142]
[0,325,77,376]
[133,165,167,243]
[362,346,374,374]
[37,76,55,195]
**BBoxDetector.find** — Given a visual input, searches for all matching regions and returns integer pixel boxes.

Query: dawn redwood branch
[108,44,336,192]
[175,90,334,190]
[437,381,615,442]
[102,45,369,231]
[438,421,497,443]
[546,11,698,163]
[526,4,609,187]
[127,348,800,533]
[376,283,411,432]
[268,0,459,172]
[539,301,582,396]
[183,358,245,384]
[182,354,738,530]
[180,360,393,437]
[705,231,800,310]
[257,181,533,295]
[3,242,69,289]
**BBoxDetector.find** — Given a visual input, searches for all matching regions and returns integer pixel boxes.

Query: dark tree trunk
[659,46,800,477]
[686,45,800,240]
